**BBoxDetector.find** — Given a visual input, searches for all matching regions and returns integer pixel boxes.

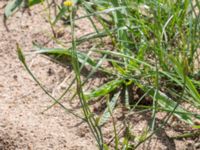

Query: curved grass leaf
[4,0,23,18]
[145,87,194,125]
[28,0,43,7]
[17,44,84,120]
[98,91,120,126]
[34,46,97,67]
[53,6,68,25]
[84,79,123,101]
[171,57,200,105]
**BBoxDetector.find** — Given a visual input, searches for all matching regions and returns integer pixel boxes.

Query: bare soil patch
[0,1,96,149]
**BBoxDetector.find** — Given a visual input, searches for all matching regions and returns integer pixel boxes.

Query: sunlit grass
[5,0,200,149]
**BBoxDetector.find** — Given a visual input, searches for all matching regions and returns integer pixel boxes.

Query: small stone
[13,75,18,80]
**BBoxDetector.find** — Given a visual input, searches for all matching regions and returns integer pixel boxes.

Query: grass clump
[5,0,200,149]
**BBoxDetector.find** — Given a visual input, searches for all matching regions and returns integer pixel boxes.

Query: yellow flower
[64,0,73,7]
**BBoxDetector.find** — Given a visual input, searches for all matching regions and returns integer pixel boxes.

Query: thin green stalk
[17,44,84,121]
[69,6,104,149]
[134,59,188,149]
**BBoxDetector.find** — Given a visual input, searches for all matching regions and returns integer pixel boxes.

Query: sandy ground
[0,1,97,150]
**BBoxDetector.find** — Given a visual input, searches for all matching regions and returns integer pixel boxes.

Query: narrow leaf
[84,79,123,101]
[98,91,120,126]
[4,0,23,18]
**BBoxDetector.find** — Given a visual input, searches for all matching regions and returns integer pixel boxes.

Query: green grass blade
[4,0,23,18]
[98,91,120,126]
[84,79,123,101]
[145,87,194,125]
[17,44,84,120]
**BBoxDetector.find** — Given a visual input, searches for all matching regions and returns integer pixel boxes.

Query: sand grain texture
[0,1,97,149]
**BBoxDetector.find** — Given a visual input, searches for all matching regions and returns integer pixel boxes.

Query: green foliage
[98,91,120,126]
[7,0,200,149]
[84,80,123,101]
[4,0,23,18]
[28,0,43,7]
[4,0,44,18]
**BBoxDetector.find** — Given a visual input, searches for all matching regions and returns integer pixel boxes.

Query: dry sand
[0,1,97,149]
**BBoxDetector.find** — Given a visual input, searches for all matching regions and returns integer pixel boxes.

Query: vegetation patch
[4,0,200,149]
